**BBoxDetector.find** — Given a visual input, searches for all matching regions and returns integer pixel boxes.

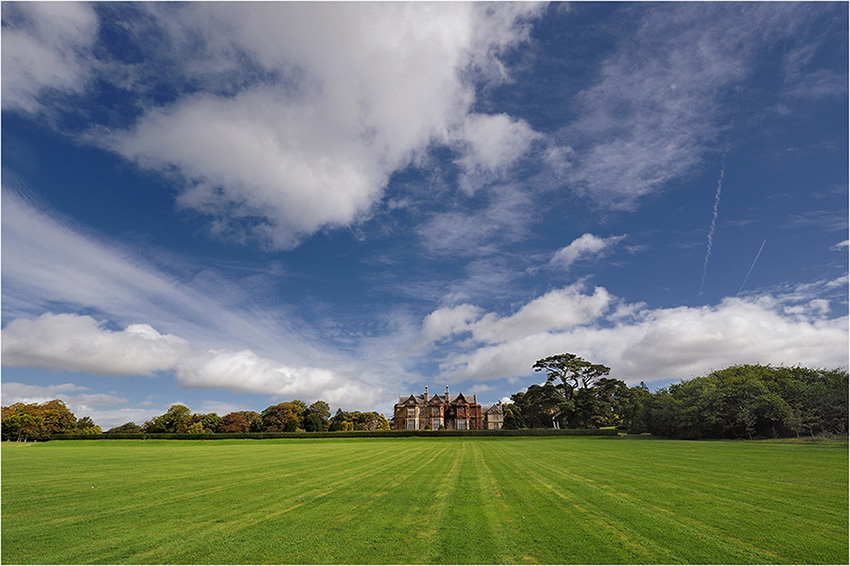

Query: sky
[1,1,848,430]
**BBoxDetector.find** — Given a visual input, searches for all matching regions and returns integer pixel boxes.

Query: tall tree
[533,353,609,401]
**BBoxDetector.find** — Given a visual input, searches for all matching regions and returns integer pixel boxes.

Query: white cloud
[554,3,824,209]
[1,2,98,113]
[470,285,614,345]
[175,349,382,408]
[1,312,384,410]
[454,113,543,193]
[550,233,626,270]
[102,3,545,249]
[416,186,534,257]
[1,188,329,364]
[830,240,849,251]
[1,382,88,405]
[413,304,483,350]
[421,281,849,384]
[1,191,400,407]
[1,313,188,376]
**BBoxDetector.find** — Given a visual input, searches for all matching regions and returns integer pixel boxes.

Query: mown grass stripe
[2,437,846,564]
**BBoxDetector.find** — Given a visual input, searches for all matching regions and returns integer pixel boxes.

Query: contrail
[699,150,728,294]
[738,239,767,294]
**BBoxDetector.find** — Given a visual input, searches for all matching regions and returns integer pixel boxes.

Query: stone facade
[393,386,483,430]
[482,402,504,430]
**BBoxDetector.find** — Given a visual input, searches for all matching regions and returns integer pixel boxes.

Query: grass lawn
[2,436,847,564]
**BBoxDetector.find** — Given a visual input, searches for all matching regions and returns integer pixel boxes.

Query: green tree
[533,353,610,402]
[302,413,324,432]
[511,383,567,428]
[304,400,331,431]
[502,406,520,429]
[261,402,300,432]
[106,422,143,434]
[375,413,391,431]
[144,405,193,433]
[184,421,209,434]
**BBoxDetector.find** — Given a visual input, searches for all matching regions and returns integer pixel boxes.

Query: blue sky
[2,2,847,429]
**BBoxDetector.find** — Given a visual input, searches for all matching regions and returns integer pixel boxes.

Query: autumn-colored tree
[216,411,257,433]
[1,400,84,440]
[36,400,78,436]
[261,402,300,432]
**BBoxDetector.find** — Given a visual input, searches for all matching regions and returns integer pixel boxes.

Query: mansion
[393,386,503,431]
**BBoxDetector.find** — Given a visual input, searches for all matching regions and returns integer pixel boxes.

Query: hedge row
[50,428,619,440]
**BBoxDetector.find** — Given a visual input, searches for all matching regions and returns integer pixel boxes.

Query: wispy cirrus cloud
[0,2,98,114]
[552,3,837,209]
[1,188,392,407]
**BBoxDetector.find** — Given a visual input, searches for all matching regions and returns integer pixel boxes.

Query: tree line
[503,353,848,439]
[1,400,102,441]
[3,354,846,441]
[2,398,391,441]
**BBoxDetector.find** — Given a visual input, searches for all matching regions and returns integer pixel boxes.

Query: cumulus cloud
[1,313,189,376]
[550,233,626,270]
[413,304,483,350]
[419,281,848,384]
[100,3,545,249]
[1,2,98,113]
[1,382,88,405]
[176,349,382,407]
[1,312,384,409]
[454,113,543,193]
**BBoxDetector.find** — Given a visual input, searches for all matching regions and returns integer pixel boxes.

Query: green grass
[2,436,847,564]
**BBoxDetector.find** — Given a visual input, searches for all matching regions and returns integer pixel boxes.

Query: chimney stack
[445,385,450,402]
[424,386,429,403]
[473,394,476,404]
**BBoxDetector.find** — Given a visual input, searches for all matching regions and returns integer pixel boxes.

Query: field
[2,436,847,564]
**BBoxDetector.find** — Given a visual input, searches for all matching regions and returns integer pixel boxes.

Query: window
[406,408,415,417]
[406,419,416,430]
[456,420,467,430]
[431,419,442,429]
